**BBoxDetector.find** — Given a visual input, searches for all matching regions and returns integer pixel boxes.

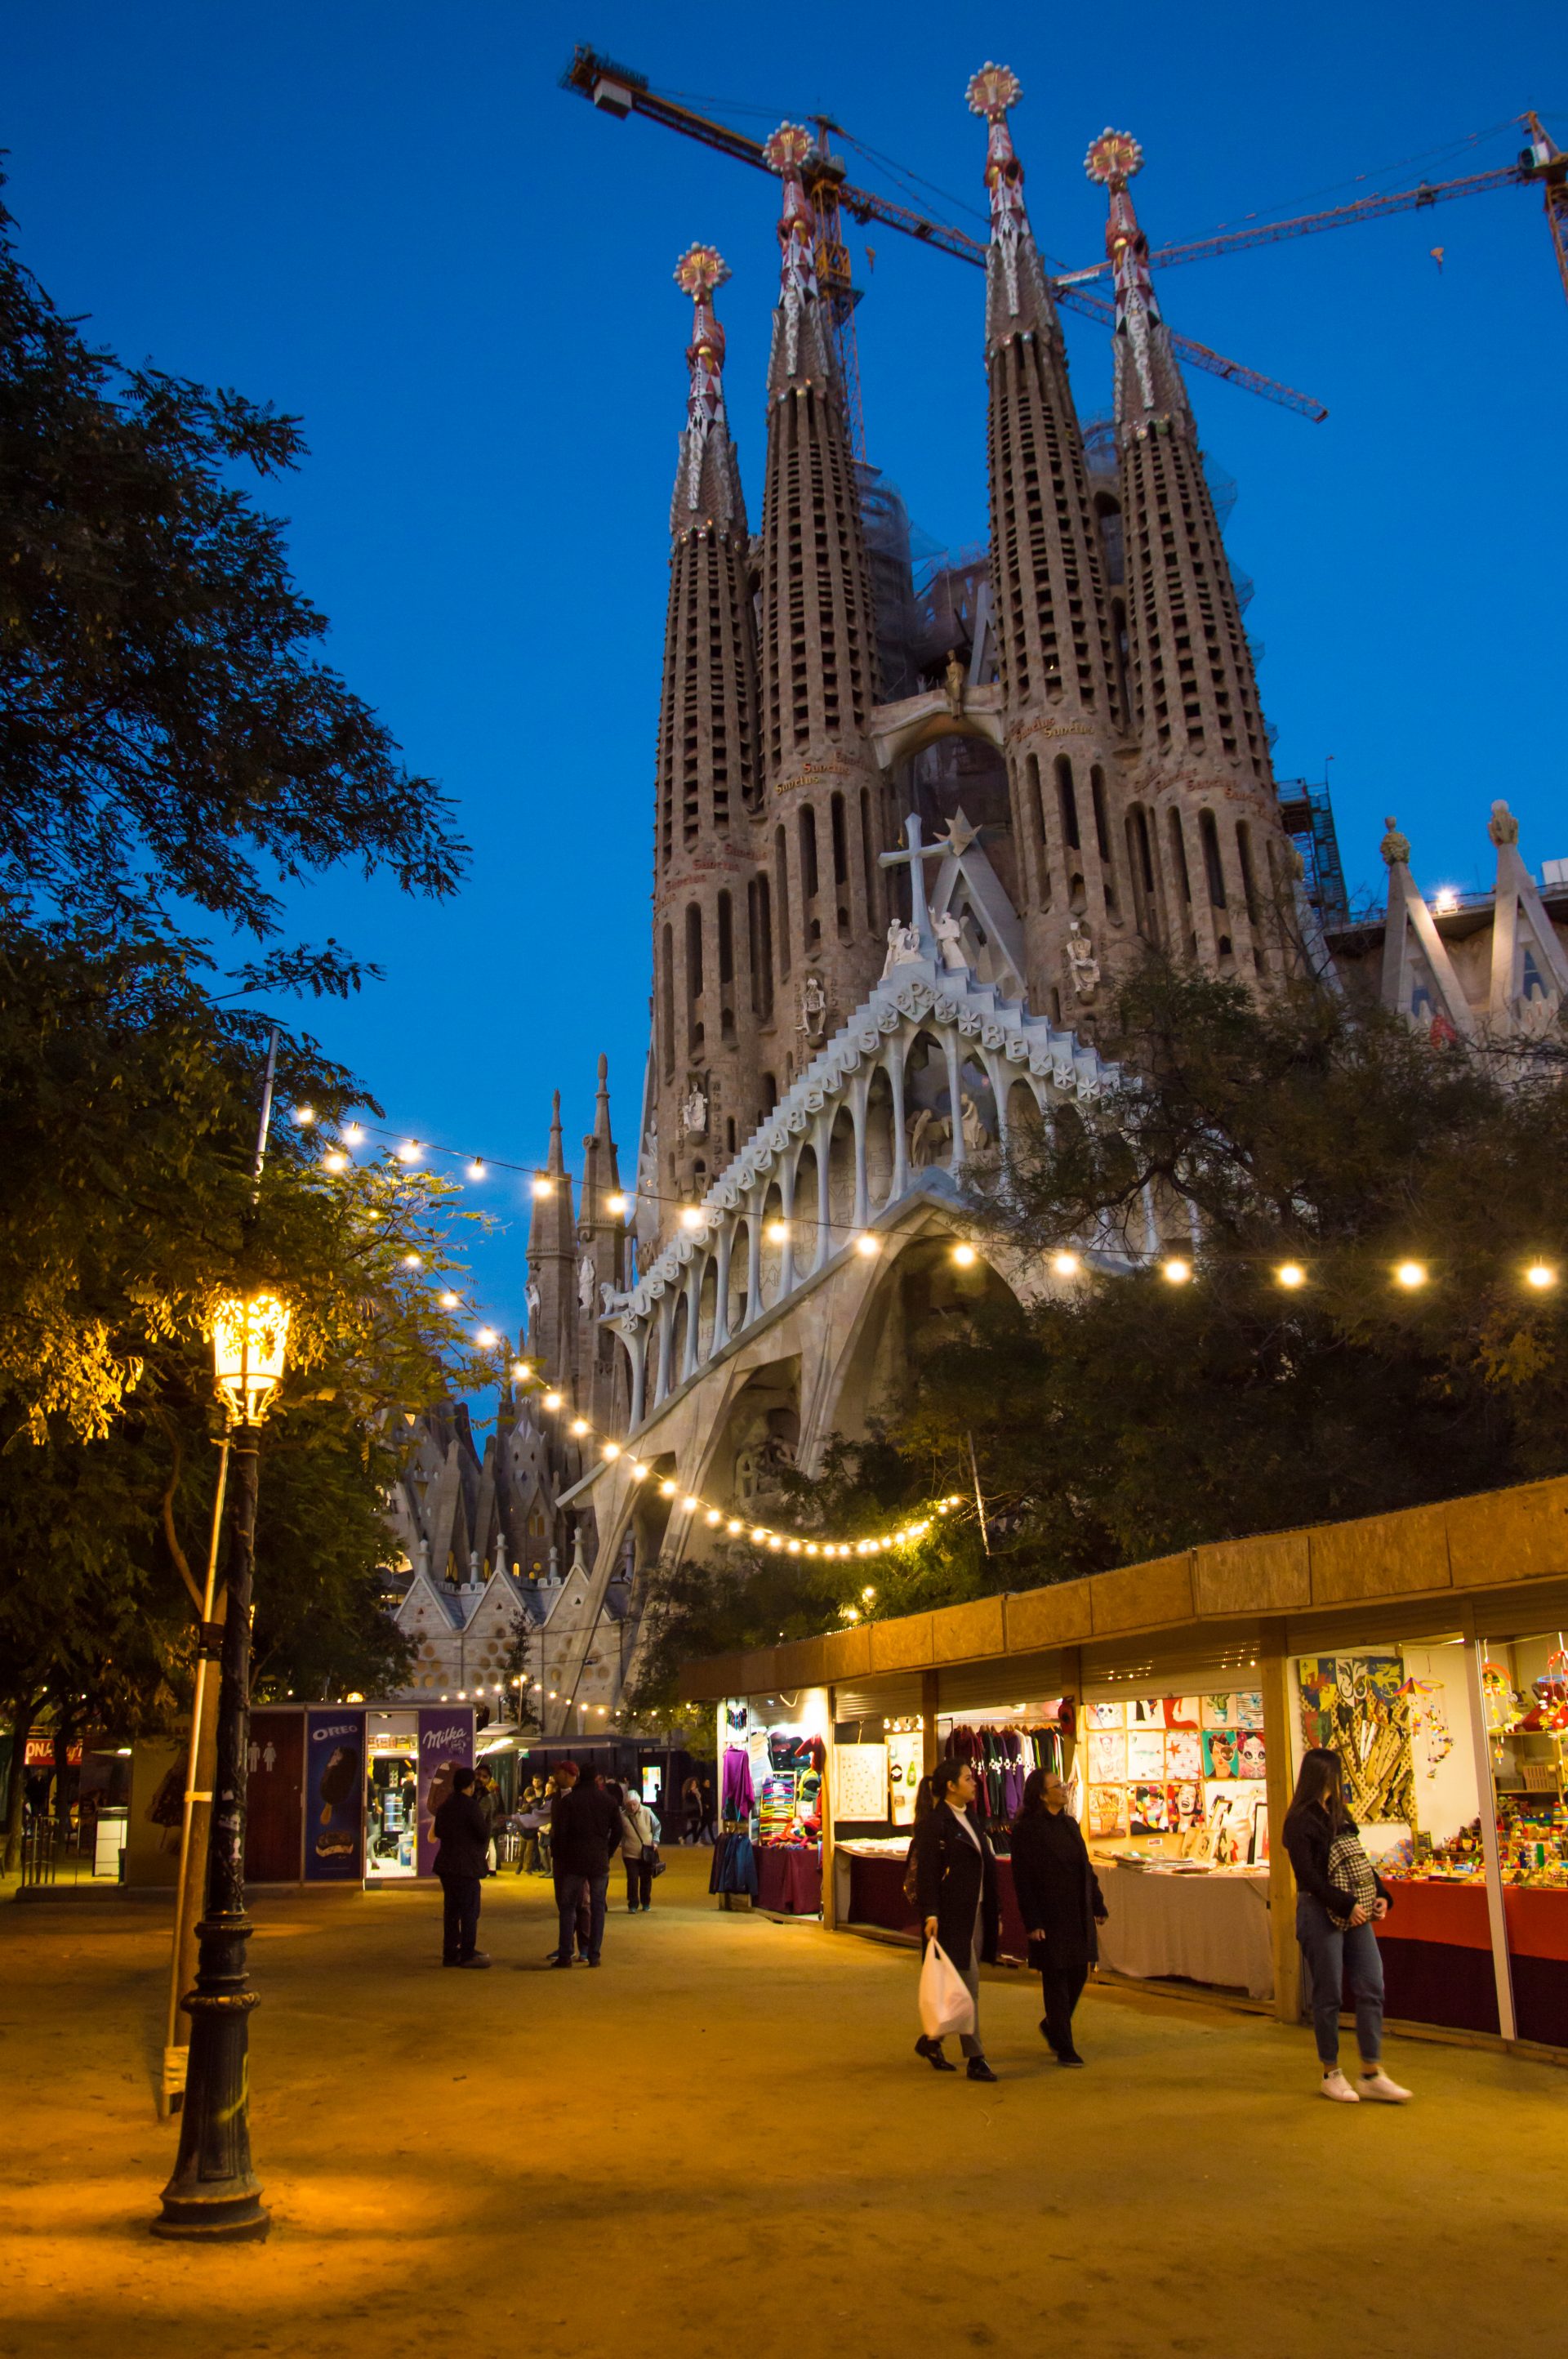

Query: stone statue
[797,973,827,1040]
[880,917,921,978]
[943,647,966,717]
[906,1104,939,1170]
[1379,815,1410,868]
[525,1278,541,1322]
[1064,917,1100,1001]
[933,910,968,974]
[1488,798,1520,849]
[577,1254,595,1311]
[681,1086,708,1134]
[959,1092,987,1155]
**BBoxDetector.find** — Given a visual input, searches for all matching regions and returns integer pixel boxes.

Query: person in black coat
[549,1763,622,1967]
[431,1766,492,1969]
[1010,1767,1107,2065]
[911,1759,1000,2082]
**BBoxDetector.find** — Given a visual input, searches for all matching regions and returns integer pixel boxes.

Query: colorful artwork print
[1128,1783,1174,1835]
[1161,1696,1201,1728]
[1087,1729,1127,1783]
[1169,1779,1205,1830]
[1233,1728,1267,1781]
[1203,1728,1242,1779]
[1085,1700,1125,1730]
[1086,1785,1128,1839]
[1232,1691,1264,1729]
[1125,1728,1166,1780]
[1128,1697,1165,1728]
[1165,1728,1204,1781]
[1297,1655,1415,1825]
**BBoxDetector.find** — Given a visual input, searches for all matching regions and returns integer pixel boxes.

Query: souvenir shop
[711,1690,829,1914]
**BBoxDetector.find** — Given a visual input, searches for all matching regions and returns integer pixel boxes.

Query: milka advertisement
[416,1708,475,1876]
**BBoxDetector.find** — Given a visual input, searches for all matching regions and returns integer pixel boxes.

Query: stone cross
[879,814,948,961]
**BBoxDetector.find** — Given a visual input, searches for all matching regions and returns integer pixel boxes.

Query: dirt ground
[0,1845,1561,2359]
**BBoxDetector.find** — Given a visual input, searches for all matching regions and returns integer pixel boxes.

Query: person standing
[698,1775,717,1846]
[549,1760,621,1967]
[681,1775,702,1845]
[911,1759,999,2082]
[1010,1768,1107,2066]
[474,1763,501,1874]
[618,1786,658,1912]
[1283,1746,1411,2105]
[431,1765,492,1969]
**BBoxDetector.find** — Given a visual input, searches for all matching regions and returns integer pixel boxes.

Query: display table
[836,1842,1028,1955]
[1094,1862,1274,2000]
[1376,1876,1568,2041]
[755,1844,822,1915]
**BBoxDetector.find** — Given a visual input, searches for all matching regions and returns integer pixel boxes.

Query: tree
[0,180,464,951]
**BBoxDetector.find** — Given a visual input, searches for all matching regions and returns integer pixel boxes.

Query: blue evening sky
[5,2,1565,1342]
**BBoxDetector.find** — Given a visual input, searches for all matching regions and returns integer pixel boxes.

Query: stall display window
[1477,1630,1568,2047]
[1085,1692,1268,1867]
[366,1710,419,1880]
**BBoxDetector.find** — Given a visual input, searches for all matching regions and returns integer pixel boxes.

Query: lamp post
[153,1290,289,2244]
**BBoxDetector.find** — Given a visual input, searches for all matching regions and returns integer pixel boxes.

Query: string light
[466,1160,486,1181]
[629,1462,649,1481]
[1526,1264,1557,1290]
[403,1251,422,1268]
[951,1242,978,1268]
[855,1233,880,1257]
[322,1150,348,1173]
[1395,1261,1427,1290]
[1051,1251,1080,1277]
[704,1508,722,1526]
[541,1389,563,1411]
[397,1141,421,1164]
[660,1479,678,1499]
[602,1441,621,1460]
[682,1494,700,1513]
[570,1416,590,1436]
[513,1359,532,1380]
[1276,1262,1306,1289]
[294,1106,316,1126]
[1161,1258,1192,1285]
[766,1220,789,1244]
[475,1327,498,1348]
[531,1176,553,1199]
[439,1290,460,1308]
[343,1124,363,1145]
[679,1206,705,1232]
[606,1192,630,1215]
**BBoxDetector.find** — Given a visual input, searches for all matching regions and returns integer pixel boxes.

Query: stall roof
[678,1473,1568,1706]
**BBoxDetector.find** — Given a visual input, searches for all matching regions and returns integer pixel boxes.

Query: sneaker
[1321,2068,1360,2103]
[966,2057,998,2083]
[1359,2068,1412,2103]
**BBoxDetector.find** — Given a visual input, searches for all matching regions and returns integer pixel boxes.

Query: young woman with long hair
[1282,1747,1410,2104]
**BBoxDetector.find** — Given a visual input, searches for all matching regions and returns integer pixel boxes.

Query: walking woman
[618,1785,658,1912]
[1010,1768,1107,2066]
[911,1759,999,2082]
[1282,1746,1411,2104]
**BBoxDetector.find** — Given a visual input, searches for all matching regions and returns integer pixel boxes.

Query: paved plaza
[0,1848,1561,2359]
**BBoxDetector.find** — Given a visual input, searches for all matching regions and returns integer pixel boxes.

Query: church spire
[1086,131,1281,983]
[967,64,1125,1026]
[764,123,835,394]
[671,243,743,530]
[526,1090,577,1387]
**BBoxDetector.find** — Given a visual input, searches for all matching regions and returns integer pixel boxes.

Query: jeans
[557,1871,609,1962]
[1039,1962,1088,2055]
[439,1872,482,1963]
[1297,1896,1384,2067]
[624,1857,653,1909]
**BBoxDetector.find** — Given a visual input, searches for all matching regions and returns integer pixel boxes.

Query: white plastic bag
[918,1938,975,2041]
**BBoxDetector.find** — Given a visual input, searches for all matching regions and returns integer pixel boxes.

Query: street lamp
[153,1289,290,2244]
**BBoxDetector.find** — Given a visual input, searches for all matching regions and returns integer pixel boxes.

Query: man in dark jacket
[431,1765,491,1969]
[550,1762,621,1967]
[912,1759,1000,2081]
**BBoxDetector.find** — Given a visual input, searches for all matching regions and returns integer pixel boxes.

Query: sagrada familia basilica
[384,69,1568,1724]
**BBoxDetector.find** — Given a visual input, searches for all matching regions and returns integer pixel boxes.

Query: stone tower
[650,245,762,1225]
[755,125,892,1064]
[572,1055,629,1433]
[967,65,1131,1031]
[1087,127,1291,980]
[524,1091,577,1390]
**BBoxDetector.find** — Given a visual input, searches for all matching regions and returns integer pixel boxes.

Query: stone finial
[1380,815,1411,868]
[1488,798,1520,848]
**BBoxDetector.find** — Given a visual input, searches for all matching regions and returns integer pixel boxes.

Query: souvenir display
[886,1725,924,1827]
[1297,1655,1415,1824]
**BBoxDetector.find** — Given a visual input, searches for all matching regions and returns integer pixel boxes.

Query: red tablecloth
[1380,1877,1568,1961]
[843,1849,1028,1955]
[755,1844,822,1915]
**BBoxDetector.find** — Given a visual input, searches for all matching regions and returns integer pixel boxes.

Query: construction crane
[559,45,1330,445]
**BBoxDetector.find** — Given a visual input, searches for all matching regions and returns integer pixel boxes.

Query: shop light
[542,1390,564,1411]
[1051,1251,1080,1278]
[531,1175,553,1198]
[854,1233,880,1257]
[606,1191,630,1215]
[1276,1262,1306,1289]
[766,1220,789,1244]
[323,1149,348,1173]
[1161,1258,1192,1286]
[1526,1263,1557,1290]
[951,1242,977,1268]
[570,1416,590,1436]
[1395,1261,1427,1290]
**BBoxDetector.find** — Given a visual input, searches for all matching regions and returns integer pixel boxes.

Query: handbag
[917,1938,975,2041]
[644,1845,666,1880]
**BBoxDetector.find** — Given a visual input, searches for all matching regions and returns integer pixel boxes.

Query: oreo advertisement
[304,1708,367,1881]
[416,1708,475,1877]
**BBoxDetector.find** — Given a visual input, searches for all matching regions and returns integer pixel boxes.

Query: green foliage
[0,180,464,943]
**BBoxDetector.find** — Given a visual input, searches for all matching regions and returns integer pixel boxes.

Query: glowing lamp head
[765,1220,789,1244]
[212,1291,291,1425]
[606,1192,629,1215]
[602,1442,621,1460]
[570,1416,590,1437]
[1051,1251,1080,1278]
[855,1233,880,1257]
[787,1538,801,1554]
[705,1508,722,1526]
[951,1242,978,1268]
[629,1461,649,1482]
[659,1478,678,1499]
[727,1518,742,1535]
[679,1206,705,1232]
[1276,1262,1306,1290]
[682,1495,700,1514]
[541,1390,564,1411]
[322,1149,348,1173]
[1395,1261,1427,1291]
[531,1175,553,1199]
[1526,1263,1557,1291]
[513,1358,532,1380]
[294,1105,316,1126]
[466,1160,486,1181]
[1161,1258,1192,1286]
[396,1140,420,1165]
[475,1327,499,1349]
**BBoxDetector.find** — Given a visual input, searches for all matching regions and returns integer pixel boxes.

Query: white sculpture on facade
[577,1255,595,1311]
[797,973,827,1040]
[681,1086,708,1134]
[1065,917,1099,1000]
[880,917,922,977]
[933,910,968,974]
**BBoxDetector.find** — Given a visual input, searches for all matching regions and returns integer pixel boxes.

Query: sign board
[833,1742,890,1822]
[416,1708,475,1876]
[303,1708,366,1881]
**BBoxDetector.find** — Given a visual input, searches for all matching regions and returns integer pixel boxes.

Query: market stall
[714,1692,827,1915]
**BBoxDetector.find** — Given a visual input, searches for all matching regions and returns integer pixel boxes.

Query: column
[1259,1625,1301,2027]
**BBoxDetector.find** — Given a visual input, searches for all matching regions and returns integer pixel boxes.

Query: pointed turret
[525,1092,577,1389]
[968,66,1126,1028]
[575,1055,629,1434]
[1087,131,1287,981]
[755,123,889,1077]
[648,245,764,1230]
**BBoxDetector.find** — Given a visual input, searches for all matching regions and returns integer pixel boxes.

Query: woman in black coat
[911,1759,1000,2082]
[1010,1767,1107,2066]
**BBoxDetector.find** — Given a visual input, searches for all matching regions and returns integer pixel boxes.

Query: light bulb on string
[1051,1251,1080,1278]
[343,1124,363,1145]
[322,1150,348,1173]
[602,1442,621,1460]
[1276,1263,1306,1289]
[475,1327,498,1348]
[513,1359,532,1380]
[766,1220,789,1244]
[951,1242,978,1268]
[466,1161,486,1181]
[1526,1264,1557,1290]
[1395,1261,1427,1291]
[531,1176,552,1199]
[855,1233,880,1257]
[659,1479,678,1500]
[542,1390,563,1411]
[1161,1258,1192,1286]
[403,1252,422,1269]
[570,1417,590,1437]
[397,1141,421,1165]
[606,1193,629,1215]
[682,1495,700,1514]
[629,1462,649,1482]
[294,1106,316,1126]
